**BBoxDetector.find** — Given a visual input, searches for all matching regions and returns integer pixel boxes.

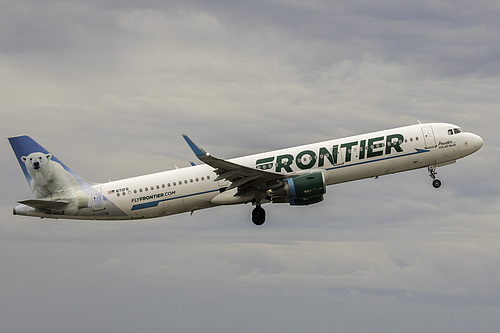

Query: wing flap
[226,174,262,191]
[214,169,242,182]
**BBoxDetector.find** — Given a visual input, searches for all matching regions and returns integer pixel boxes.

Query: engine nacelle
[271,172,326,206]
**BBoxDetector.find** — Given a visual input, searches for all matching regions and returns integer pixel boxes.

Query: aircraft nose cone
[463,133,483,155]
[473,133,484,150]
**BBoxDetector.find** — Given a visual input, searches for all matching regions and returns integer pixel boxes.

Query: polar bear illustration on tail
[21,152,88,212]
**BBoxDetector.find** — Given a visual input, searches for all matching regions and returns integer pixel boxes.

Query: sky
[1,0,499,332]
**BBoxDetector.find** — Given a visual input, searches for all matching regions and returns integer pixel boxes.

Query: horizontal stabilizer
[18,199,70,209]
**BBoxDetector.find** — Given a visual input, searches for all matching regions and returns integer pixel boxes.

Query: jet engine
[270,172,326,205]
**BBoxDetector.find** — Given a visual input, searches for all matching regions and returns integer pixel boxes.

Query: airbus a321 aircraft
[9,122,483,225]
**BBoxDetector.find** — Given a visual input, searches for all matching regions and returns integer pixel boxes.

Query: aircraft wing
[182,135,287,197]
[18,199,70,209]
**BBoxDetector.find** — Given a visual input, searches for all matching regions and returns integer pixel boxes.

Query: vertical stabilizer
[8,135,90,210]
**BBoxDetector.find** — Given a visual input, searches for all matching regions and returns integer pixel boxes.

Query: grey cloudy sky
[1,1,499,332]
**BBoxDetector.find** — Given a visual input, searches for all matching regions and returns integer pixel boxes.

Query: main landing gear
[252,205,266,226]
[428,166,442,188]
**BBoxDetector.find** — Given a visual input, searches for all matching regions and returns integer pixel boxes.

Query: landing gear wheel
[252,206,266,226]
[428,166,441,188]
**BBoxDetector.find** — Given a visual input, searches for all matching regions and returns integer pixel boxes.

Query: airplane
[8,122,483,225]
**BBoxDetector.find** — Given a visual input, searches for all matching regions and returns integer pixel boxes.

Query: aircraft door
[422,126,437,148]
[91,188,105,211]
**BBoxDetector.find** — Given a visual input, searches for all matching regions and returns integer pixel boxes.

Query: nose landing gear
[428,166,441,188]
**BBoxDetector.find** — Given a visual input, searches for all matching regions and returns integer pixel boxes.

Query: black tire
[252,206,266,225]
[432,179,442,188]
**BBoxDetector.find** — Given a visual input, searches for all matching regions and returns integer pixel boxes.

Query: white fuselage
[13,123,483,220]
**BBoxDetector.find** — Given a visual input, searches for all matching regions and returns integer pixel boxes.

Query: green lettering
[385,134,404,154]
[296,150,316,170]
[359,139,366,159]
[367,136,384,158]
[256,157,275,170]
[332,145,340,164]
[256,157,274,165]
[341,141,358,162]
[276,154,293,172]
[318,147,334,167]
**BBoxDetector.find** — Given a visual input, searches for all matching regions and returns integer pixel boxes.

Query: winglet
[182,134,208,157]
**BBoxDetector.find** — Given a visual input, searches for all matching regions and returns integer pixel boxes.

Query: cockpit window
[448,128,463,135]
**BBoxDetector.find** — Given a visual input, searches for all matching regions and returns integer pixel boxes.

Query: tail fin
[8,135,92,193]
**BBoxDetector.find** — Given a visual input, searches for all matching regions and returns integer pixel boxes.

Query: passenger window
[190,179,193,183]
[139,188,143,192]
[201,177,205,181]
[145,187,148,192]
[134,189,137,194]
[207,176,211,180]
[173,182,176,186]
